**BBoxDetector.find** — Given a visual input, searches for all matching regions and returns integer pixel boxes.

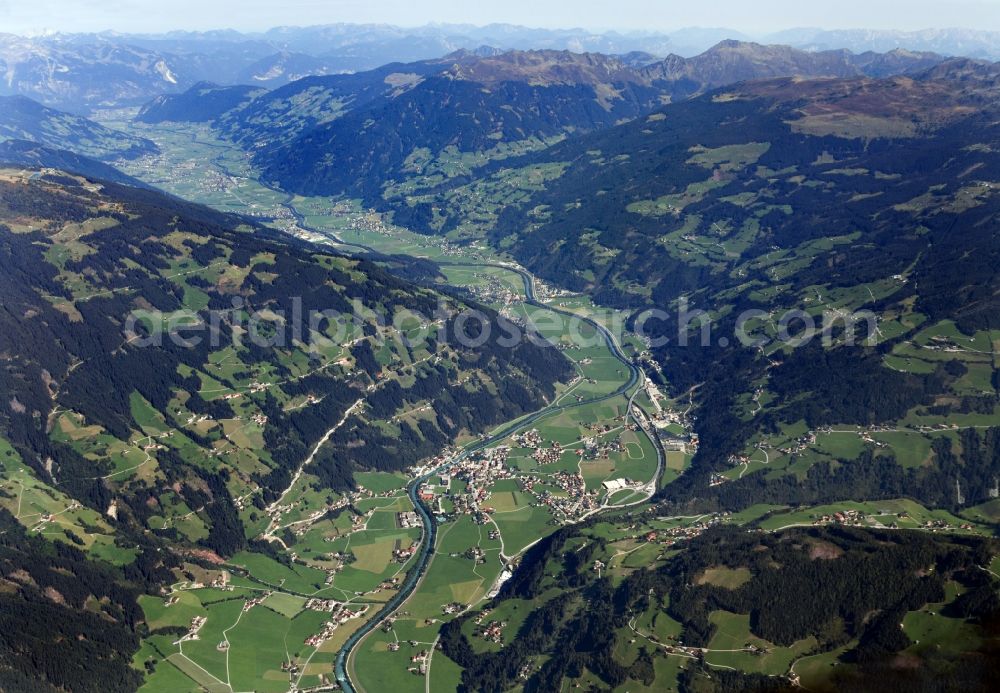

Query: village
[302,603,370,647]
[413,441,609,527]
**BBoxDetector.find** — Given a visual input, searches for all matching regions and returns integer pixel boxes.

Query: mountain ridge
[138,41,951,208]
[6,24,1000,112]
[0,94,157,159]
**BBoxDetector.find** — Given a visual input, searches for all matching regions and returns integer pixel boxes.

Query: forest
[442,523,1000,692]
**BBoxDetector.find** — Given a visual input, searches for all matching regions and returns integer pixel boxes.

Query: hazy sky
[3,0,1000,35]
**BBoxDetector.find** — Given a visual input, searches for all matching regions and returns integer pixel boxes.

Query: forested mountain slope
[0,167,571,689]
[442,521,1000,692]
[367,61,1000,518]
[0,139,152,187]
[0,95,157,160]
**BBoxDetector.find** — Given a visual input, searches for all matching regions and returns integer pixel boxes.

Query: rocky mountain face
[0,34,197,112]
[641,40,946,99]
[0,33,341,112]
[233,51,341,87]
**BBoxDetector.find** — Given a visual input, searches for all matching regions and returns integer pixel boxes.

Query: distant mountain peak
[640,40,948,99]
[441,48,639,87]
[444,45,506,60]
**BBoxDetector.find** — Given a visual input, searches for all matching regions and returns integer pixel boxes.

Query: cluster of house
[243,593,270,612]
[303,604,369,646]
[397,511,420,529]
[650,515,726,546]
[440,448,516,516]
[648,639,767,659]
[514,430,544,449]
[210,572,233,590]
[407,650,430,676]
[281,498,351,538]
[279,662,341,692]
[536,471,598,520]
[270,481,396,539]
[581,433,626,461]
[342,211,391,237]
[805,509,974,532]
[305,598,341,612]
[414,420,646,532]
[476,620,506,643]
[709,473,730,487]
[532,278,572,301]
[463,546,488,564]
[209,446,237,460]
[463,274,522,307]
[804,509,865,526]
[746,423,921,463]
[531,441,564,465]
[919,518,975,531]
[175,616,207,643]
[393,545,418,563]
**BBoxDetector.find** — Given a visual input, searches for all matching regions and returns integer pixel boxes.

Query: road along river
[331,261,664,692]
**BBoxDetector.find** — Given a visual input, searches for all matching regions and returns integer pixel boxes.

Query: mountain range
[4,24,1000,112]
[134,41,952,208]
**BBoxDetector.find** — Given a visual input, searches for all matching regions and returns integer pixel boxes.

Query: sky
[2,0,1000,35]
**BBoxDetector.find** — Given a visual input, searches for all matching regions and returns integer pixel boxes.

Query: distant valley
[1,20,1000,693]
